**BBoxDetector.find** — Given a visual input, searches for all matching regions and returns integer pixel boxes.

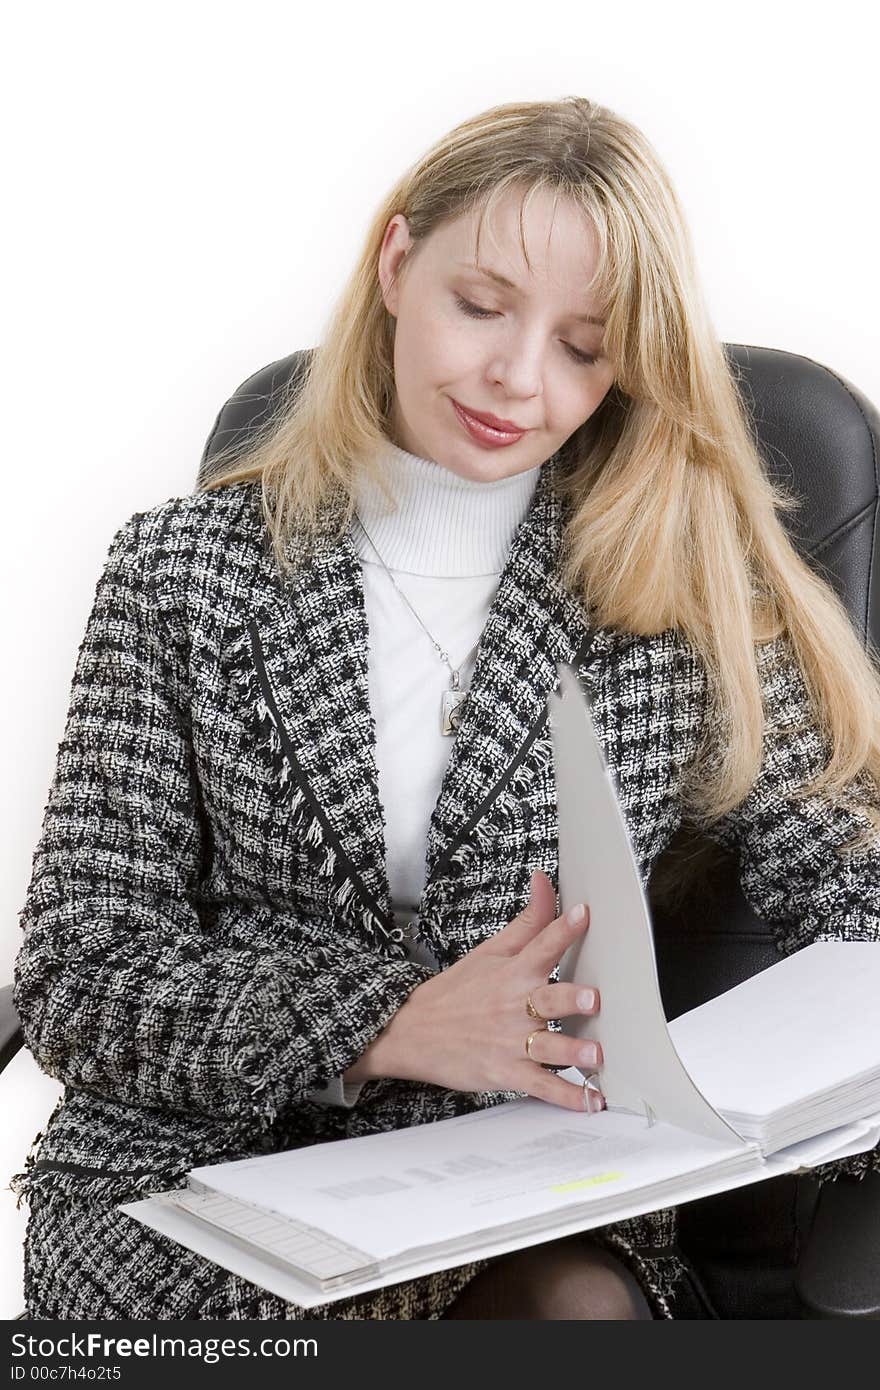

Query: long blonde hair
[200,95,880,897]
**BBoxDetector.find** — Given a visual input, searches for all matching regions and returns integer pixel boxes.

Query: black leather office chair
[3,342,879,1318]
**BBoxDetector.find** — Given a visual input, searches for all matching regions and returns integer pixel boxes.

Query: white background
[2,0,878,1317]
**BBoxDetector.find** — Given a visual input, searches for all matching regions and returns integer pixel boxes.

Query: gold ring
[526,992,547,1021]
[525,1028,546,1061]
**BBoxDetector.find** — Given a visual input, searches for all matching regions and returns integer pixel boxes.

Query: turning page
[548,660,743,1144]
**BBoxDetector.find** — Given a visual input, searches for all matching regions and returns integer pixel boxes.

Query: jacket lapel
[227,454,605,958]
[231,525,394,941]
[422,455,596,885]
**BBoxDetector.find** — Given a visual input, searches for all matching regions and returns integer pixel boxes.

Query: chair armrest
[795,1171,880,1318]
[0,983,24,1076]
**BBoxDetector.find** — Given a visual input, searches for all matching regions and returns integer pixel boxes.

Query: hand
[364,870,603,1112]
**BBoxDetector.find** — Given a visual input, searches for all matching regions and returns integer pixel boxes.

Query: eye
[453,294,598,366]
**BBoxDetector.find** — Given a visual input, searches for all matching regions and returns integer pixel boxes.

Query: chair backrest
[199,344,880,1019]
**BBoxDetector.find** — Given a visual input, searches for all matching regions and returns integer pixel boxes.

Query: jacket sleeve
[13,512,432,1130]
[694,634,880,1181]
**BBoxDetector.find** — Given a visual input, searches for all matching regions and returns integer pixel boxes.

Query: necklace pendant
[441,685,468,736]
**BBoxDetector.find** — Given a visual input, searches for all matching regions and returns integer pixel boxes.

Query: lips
[451,399,529,449]
[456,403,527,433]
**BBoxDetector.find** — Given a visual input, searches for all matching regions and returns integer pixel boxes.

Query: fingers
[522,1025,604,1074]
[528,981,601,1022]
[517,900,591,975]
[521,1065,607,1114]
[477,869,559,957]
[517,1026,606,1113]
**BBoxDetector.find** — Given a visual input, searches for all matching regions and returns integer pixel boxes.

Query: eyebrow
[455,260,606,327]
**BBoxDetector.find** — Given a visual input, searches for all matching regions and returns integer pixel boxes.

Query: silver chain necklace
[353,513,482,736]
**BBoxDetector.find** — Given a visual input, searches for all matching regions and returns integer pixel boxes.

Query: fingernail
[566,902,586,925]
[576,988,597,1011]
[579,1041,601,1066]
[587,1089,605,1114]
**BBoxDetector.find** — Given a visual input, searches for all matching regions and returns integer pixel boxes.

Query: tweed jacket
[11,454,880,1319]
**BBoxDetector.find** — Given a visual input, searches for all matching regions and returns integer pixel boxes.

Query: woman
[12,96,880,1321]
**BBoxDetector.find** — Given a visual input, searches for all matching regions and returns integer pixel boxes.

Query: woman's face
[378,187,616,482]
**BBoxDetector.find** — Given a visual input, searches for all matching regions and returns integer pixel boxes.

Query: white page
[118,1195,342,1308]
[185,1100,750,1261]
[118,1144,771,1313]
[763,1110,880,1173]
[667,941,880,1118]
[547,662,742,1144]
[120,1107,880,1312]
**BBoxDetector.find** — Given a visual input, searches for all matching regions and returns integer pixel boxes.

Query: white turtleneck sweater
[306,441,543,1106]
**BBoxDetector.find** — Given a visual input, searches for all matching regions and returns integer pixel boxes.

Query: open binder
[119,661,880,1308]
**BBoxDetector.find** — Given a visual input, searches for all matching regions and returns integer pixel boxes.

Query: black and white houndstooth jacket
[11,454,880,1318]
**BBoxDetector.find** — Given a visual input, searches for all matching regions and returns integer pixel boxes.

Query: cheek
[397,313,467,386]
[548,376,603,432]
[572,370,615,424]
[392,330,438,404]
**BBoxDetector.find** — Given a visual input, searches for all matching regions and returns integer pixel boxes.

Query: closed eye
[454,294,599,367]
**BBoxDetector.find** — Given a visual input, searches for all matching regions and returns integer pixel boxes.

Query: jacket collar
[223,454,610,959]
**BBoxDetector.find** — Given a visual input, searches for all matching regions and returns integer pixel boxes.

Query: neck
[350,441,543,577]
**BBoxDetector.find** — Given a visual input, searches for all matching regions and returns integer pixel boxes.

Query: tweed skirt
[20,1184,720,1320]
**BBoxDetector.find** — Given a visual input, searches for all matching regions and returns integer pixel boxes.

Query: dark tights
[441,1234,653,1320]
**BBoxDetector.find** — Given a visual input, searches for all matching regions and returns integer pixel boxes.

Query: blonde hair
[200,95,880,898]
